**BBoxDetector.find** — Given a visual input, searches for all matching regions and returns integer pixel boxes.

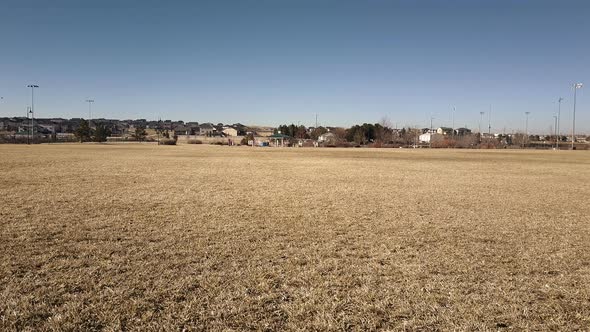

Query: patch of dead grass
[1,145,589,330]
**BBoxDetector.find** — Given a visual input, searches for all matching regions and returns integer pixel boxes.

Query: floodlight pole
[488,105,492,136]
[430,116,435,148]
[26,106,32,144]
[553,115,558,149]
[157,118,161,145]
[556,97,563,150]
[86,99,95,120]
[479,111,484,143]
[452,106,455,145]
[572,83,583,150]
[524,112,530,148]
[27,84,39,144]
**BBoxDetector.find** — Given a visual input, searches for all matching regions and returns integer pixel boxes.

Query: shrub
[159,138,177,145]
[187,139,203,144]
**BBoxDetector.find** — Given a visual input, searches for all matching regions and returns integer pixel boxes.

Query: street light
[524,111,530,148]
[27,84,39,144]
[572,83,583,149]
[86,99,95,120]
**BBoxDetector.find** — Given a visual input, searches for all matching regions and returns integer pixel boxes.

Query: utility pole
[572,83,583,150]
[315,113,318,128]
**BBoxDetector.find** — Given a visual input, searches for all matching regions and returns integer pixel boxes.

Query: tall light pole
[86,99,95,120]
[27,106,32,144]
[479,111,484,144]
[556,97,563,150]
[488,105,492,136]
[451,106,456,145]
[572,83,583,149]
[430,115,435,148]
[524,111,530,148]
[553,115,558,149]
[27,84,39,144]
[157,117,162,145]
[430,116,434,133]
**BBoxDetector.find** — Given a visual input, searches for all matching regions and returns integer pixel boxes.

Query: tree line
[75,119,148,142]
[274,122,414,145]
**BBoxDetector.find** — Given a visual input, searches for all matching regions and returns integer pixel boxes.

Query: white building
[318,132,336,143]
[419,133,443,143]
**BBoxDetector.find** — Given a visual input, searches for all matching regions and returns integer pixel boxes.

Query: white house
[419,133,443,143]
[318,132,336,143]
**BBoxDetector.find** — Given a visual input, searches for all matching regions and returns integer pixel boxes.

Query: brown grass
[1,144,589,331]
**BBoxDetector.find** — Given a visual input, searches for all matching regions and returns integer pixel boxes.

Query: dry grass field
[1,144,589,331]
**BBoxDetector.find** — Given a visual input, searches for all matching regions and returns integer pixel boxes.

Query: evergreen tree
[93,124,111,142]
[75,119,92,142]
[132,126,148,141]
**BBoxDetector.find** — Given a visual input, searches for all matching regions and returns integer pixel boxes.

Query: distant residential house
[436,127,453,135]
[419,133,443,143]
[481,133,495,139]
[38,124,56,134]
[199,123,216,136]
[254,128,274,137]
[173,125,192,136]
[454,128,472,136]
[186,122,199,129]
[56,133,76,141]
[222,127,238,136]
[318,132,336,144]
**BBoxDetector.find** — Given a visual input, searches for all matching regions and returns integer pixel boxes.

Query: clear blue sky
[0,0,588,133]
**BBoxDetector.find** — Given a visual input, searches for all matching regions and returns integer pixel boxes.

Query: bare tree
[378,116,393,143]
[333,128,347,142]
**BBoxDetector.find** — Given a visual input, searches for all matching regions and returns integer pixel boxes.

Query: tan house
[222,127,238,136]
